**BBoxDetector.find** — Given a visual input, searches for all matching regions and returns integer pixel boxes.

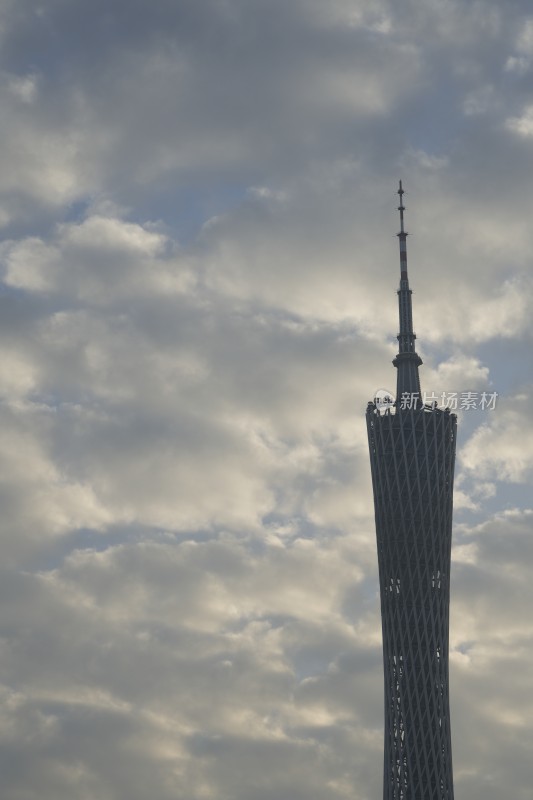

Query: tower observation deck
[366,184,457,800]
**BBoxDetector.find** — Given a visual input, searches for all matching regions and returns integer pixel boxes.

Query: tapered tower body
[366,184,456,800]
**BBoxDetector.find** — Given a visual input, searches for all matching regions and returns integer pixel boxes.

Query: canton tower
[366,183,457,800]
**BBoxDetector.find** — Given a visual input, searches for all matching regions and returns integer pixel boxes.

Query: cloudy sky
[0,1,532,798]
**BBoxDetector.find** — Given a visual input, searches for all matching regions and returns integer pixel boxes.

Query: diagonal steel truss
[367,403,457,800]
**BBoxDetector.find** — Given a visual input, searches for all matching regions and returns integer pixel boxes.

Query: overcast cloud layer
[0,1,532,798]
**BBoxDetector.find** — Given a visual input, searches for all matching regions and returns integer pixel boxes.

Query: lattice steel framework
[366,184,457,800]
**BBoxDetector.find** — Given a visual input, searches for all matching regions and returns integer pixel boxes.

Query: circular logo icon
[374,388,395,412]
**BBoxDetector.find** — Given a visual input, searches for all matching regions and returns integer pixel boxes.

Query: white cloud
[3,216,172,300]
[505,104,533,136]
[461,393,533,482]
[8,72,38,103]
[505,17,533,73]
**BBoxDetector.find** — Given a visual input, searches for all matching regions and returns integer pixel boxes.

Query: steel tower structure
[366,183,456,800]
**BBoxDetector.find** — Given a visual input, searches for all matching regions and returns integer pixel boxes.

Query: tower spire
[393,181,423,404]
[397,180,407,277]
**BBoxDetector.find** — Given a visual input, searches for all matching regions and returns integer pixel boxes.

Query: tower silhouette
[366,183,456,800]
